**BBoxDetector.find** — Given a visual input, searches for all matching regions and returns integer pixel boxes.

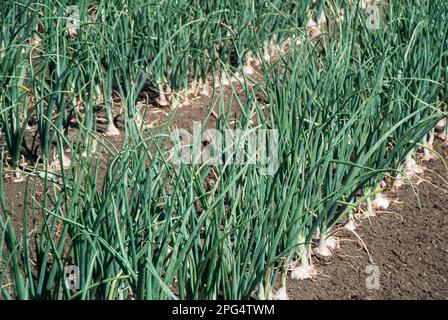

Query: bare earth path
[288,142,448,300]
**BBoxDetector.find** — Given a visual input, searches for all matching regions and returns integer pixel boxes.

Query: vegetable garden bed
[1,0,447,300]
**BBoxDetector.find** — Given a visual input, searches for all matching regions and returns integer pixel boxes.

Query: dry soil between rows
[287,142,448,300]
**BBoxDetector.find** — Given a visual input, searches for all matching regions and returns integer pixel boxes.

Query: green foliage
[0,0,447,300]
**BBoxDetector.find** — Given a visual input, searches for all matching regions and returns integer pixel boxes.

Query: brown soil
[287,142,448,300]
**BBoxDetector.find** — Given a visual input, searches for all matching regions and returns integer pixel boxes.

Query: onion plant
[0,1,37,178]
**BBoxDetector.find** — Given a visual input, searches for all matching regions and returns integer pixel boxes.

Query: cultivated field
[0,0,447,300]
